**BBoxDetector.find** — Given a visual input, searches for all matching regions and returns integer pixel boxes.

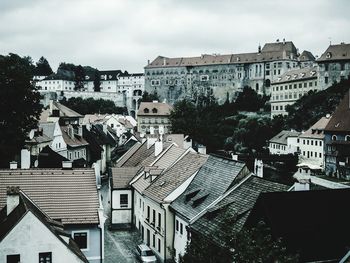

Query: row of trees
[59,97,128,115]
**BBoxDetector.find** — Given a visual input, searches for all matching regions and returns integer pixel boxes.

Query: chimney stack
[147,136,157,149]
[197,145,206,155]
[62,161,73,169]
[21,149,30,169]
[10,161,18,170]
[7,186,20,215]
[155,140,163,157]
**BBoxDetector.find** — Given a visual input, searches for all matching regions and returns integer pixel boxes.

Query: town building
[268,130,301,155]
[0,168,104,263]
[298,116,331,169]
[189,175,288,261]
[145,40,315,104]
[324,91,350,179]
[270,66,319,117]
[170,155,250,262]
[137,101,173,134]
[0,187,88,263]
[317,43,350,90]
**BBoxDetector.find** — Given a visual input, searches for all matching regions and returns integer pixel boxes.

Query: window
[120,194,128,208]
[72,231,88,250]
[147,206,150,221]
[152,209,156,224]
[7,255,20,263]
[39,252,52,263]
[180,223,183,235]
[153,234,155,247]
[200,75,209,81]
[346,135,350,141]
[158,238,161,253]
[332,135,337,141]
[325,77,328,84]
[176,219,179,231]
[158,212,161,228]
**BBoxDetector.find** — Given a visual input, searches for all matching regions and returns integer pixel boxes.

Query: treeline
[170,80,350,154]
[60,97,128,115]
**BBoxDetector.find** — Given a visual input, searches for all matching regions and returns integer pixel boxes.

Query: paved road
[100,180,141,263]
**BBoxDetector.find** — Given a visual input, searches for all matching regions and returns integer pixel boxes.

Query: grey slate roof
[191,175,288,246]
[170,155,248,221]
[116,142,142,167]
[299,50,315,61]
[324,91,350,133]
[131,144,185,194]
[121,141,154,167]
[40,122,56,139]
[317,43,350,62]
[272,66,317,84]
[0,169,100,225]
[269,130,301,145]
[111,167,143,189]
[299,116,331,139]
[145,41,298,68]
[143,152,208,203]
[137,102,173,116]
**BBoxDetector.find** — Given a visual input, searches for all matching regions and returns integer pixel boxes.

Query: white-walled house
[299,116,331,169]
[269,130,301,155]
[40,121,68,158]
[0,187,88,263]
[130,146,207,262]
[0,168,104,263]
[170,156,250,262]
[110,167,142,229]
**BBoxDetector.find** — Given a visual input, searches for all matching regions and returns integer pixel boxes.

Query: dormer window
[152,108,158,113]
[144,108,149,113]
[326,52,332,59]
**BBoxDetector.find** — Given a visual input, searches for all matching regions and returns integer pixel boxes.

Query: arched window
[265,79,271,87]
[144,108,149,113]
[345,135,350,141]
[332,135,337,141]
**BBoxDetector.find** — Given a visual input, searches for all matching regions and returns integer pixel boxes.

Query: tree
[93,69,101,92]
[60,97,127,115]
[0,53,43,167]
[141,91,160,102]
[74,65,85,91]
[234,86,269,112]
[181,211,298,263]
[35,56,53,76]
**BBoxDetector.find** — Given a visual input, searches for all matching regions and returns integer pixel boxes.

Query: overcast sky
[1,0,349,73]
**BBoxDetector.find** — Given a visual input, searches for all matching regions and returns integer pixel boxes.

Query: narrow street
[100,180,141,263]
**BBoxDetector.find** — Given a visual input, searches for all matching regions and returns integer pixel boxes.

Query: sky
[1,0,350,73]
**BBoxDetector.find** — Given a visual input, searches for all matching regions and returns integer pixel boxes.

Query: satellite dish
[29,130,35,140]
[34,160,39,168]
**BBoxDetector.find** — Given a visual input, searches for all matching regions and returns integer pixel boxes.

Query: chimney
[197,145,206,155]
[294,180,310,191]
[150,126,155,135]
[21,149,30,169]
[155,140,163,156]
[283,38,286,45]
[103,124,108,134]
[62,161,73,169]
[258,44,261,53]
[10,161,18,170]
[163,58,166,66]
[147,59,150,65]
[231,154,238,161]
[147,136,157,149]
[67,125,74,139]
[254,159,264,178]
[7,186,20,216]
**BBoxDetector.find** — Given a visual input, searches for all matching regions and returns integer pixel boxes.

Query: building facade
[269,130,300,155]
[317,43,350,90]
[144,40,314,104]
[270,67,319,117]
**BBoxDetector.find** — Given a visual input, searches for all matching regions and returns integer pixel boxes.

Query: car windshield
[141,250,154,256]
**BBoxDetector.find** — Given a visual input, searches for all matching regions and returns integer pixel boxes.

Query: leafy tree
[181,211,298,263]
[74,65,85,91]
[285,79,350,130]
[235,86,269,112]
[141,91,160,102]
[35,56,53,76]
[0,53,43,167]
[60,97,127,115]
[93,69,101,92]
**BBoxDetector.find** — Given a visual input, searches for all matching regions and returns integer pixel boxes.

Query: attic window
[326,52,332,59]
[152,108,158,113]
[191,194,209,207]
[144,108,149,113]
[185,189,200,202]
[310,71,316,76]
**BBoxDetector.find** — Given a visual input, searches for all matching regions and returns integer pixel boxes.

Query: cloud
[0,0,349,72]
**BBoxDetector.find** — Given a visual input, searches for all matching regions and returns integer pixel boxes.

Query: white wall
[299,137,324,168]
[112,189,132,209]
[0,212,84,263]
[174,215,189,262]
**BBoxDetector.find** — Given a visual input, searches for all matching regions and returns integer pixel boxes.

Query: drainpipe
[99,227,103,263]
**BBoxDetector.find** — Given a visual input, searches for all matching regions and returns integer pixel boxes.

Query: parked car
[136,244,157,263]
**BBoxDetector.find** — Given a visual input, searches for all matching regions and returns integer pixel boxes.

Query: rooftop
[317,43,350,62]
[325,91,350,132]
[269,130,301,145]
[0,168,100,225]
[299,116,332,139]
[272,66,317,84]
[137,102,173,116]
